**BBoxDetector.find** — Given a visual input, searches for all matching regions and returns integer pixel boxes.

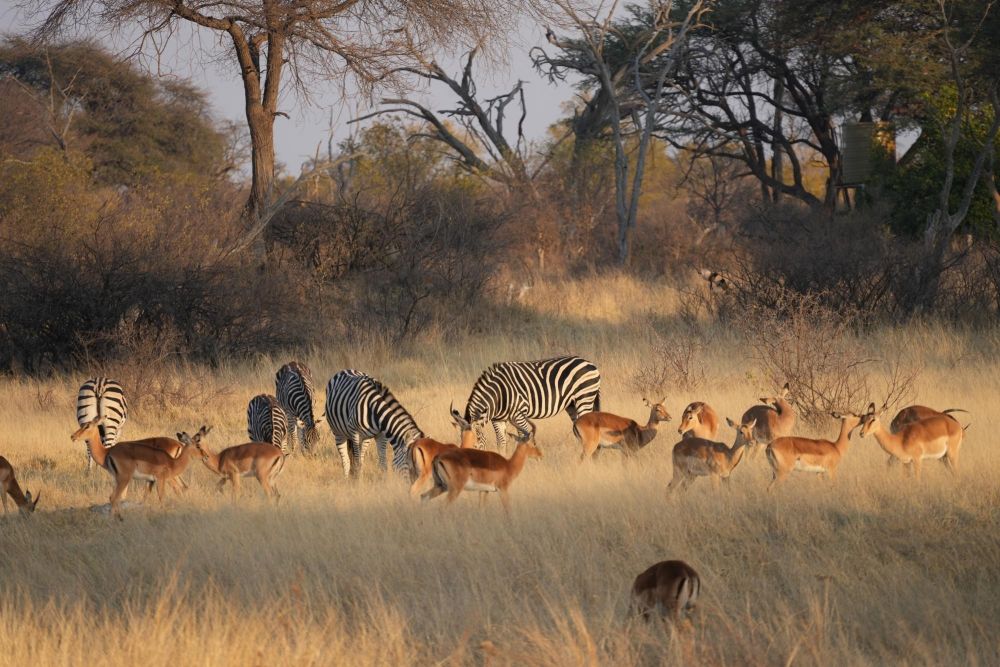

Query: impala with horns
[667,417,757,493]
[765,411,861,491]
[629,560,700,624]
[573,398,671,462]
[185,430,285,500]
[71,417,203,518]
[1,456,40,515]
[408,404,481,498]
[677,401,719,440]
[890,405,968,434]
[738,382,796,458]
[859,402,965,478]
[421,425,542,516]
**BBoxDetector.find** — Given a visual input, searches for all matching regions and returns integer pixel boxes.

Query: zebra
[276,361,321,452]
[461,355,601,452]
[247,394,289,451]
[76,378,128,471]
[324,369,424,478]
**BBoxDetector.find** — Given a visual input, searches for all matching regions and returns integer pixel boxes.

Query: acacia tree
[25,0,503,246]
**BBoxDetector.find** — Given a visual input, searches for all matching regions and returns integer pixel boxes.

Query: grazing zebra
[247,394,289,451]
[276,361,321,452]
[462,355,601,452]
[324,369,424,478]
[76,378,128,471]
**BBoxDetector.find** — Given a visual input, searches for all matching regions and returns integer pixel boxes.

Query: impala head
[858,403,884,438]
[177,425,212,451]
[726,416,758,451]
[760,382,791,407]
[70,415,105,446]
[450,402,488,448]
[643,397,671,424]
[20,490,41,514]
[512,425,543,460]
[831,411,863,438]
[677,402,704,435]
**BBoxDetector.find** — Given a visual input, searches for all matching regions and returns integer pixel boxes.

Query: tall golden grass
[1,275,998,665]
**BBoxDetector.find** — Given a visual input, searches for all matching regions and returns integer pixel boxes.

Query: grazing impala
[677,401,719,440]
[408,405,481,497]
[185,430,285,500]
[629,560,700,623]
[739,383,796,458]
[71,417,202,517]
[421,426,542,515]
[859,402,964,478]
[0,456,40,515]
[667,418,756,493]
[890,405,967,433]
[573,398,671,461]
[765,411,861,491]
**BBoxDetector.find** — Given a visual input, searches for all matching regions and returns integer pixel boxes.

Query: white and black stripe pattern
[76,378,128,471]
[463,355,601,451]
[276,361,319,452]
[247,394,289,451]
[324,369,423,478]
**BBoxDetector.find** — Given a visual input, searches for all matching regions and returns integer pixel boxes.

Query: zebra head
[450,402,488,449]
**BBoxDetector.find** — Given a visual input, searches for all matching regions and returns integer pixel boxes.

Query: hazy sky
[1,1,575,174]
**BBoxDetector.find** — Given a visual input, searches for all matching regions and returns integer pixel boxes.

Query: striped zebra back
[276,361,318,427]
[247,394,289,450]
[76,378,128,447]
[324,369,423,471]
[464,355,602,422]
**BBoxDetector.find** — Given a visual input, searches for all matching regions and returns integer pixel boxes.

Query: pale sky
[0,1,575,175]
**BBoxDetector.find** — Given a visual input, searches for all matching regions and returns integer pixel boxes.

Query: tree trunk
[246,104,276,225]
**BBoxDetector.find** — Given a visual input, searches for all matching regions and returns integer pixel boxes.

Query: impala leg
[216,477,228,494]
[110,475,131,519]
[421,484,446,502]
[498,489,512,518]
[155,478,166,506]
[911,459,922,480]
[229,471,240,500]
[259,472,274,499]
[943,454,958,475]
[445,485,463,506]
[478,491,488,508]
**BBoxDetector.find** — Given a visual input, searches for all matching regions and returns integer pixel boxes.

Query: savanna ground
[1,275,999,666]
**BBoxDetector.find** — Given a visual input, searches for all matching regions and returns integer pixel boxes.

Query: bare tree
[538,0,709,265]
[24,0,505,249]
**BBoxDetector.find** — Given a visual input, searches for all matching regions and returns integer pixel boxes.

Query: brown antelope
[667,417,756,493]
[0,456,40,515]
[71,417,203,517]
[421,426,542,515]
[573,398,671,462]
[677,401,719,440]
[408,405,481,498]
[185,431,285,500]
[765,411,861,491]
[739,382,796,458]
[859,402,964,478]
[890,405,967,434]
[629,560,700,623]
[71,417,189,494]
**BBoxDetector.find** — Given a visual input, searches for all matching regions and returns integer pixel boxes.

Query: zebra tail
[594,390,601,413]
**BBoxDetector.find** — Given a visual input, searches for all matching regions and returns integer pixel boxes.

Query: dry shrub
[742,289,919,425]
[632,327,708,397]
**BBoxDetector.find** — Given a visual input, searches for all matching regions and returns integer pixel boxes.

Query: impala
[70,416,189,490]
[573,398,671,461]
[739,382,796,458]
[765,411,861,491]
[677,401,719,440]
[859,402,964,478]
[0,456,40,515]
[629,560,700,624]
[71,417,203,517]
[420,426,542,515]
[185,430,285,500]
[890,405,967,433]
[408,405,481,497]
[667,417,756,493]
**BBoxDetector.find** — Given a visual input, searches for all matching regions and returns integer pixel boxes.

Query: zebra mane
[368,377,423,440]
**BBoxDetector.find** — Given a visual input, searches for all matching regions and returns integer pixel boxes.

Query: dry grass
[1,274,999,666]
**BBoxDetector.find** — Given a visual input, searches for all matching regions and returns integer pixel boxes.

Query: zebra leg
[335,438,351,478]
[287,419,298,453]
[298,422,308,453]
[492,421,508,453]
[375,434,388,472]
[350,434,365,479]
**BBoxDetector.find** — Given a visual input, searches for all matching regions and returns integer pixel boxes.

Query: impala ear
[643,397,651,407]
[31,490,40,509]
[866,402,876,415]
[691,404,703,415]
[831,411,841,419]
[726,417,737,428]
[746,418,757,430]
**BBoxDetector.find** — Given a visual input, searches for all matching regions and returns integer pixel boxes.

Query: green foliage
[885,89,998,238]
[0,38,228,185]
